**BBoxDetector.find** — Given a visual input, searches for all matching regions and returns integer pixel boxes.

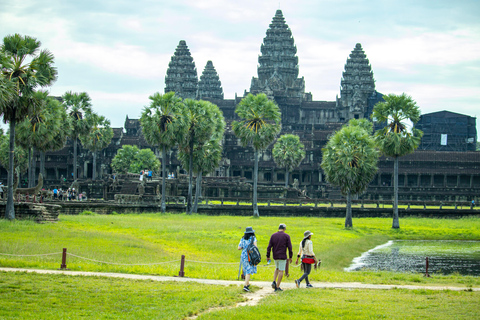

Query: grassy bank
[1,214,479,286]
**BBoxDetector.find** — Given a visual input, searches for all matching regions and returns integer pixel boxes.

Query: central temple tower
[249,10,306,100]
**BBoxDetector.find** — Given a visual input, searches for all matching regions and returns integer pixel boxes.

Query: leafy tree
[177,99,225,214]
[62,91,93,181]
[272,134,306,188]
[321,119,379,228]
[0,34,57,220]
[178,134,223,213]
[140,92,184,212]
[15,91,62,187]
[232,93,281,217]
[0,133,28,177]
[79,113,113,180]
[111,145,160,174]
[372,93,423,229]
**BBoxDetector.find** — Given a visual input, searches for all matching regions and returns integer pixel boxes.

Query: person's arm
[287,235,293,263]
[238,238,243,250]
[266,236,272,259]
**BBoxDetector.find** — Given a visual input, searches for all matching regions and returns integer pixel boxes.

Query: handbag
[301,255,315,264]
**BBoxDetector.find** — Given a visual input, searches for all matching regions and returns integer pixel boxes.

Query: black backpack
[247,237,261,266]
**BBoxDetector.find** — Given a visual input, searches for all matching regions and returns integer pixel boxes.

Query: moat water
[345,240,480,276]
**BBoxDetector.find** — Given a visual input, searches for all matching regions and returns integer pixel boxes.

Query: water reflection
[345,240,480,276]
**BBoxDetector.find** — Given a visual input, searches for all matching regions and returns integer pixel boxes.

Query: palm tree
[178,134,223,213]
[0,34,57,220]
[321,119,379,228]
[62,91,93,181]
[232,93,281,217]
[177,99,225,214]
[372,93,423,229]
[79,113,113,181]
[140,92,184,213]
[272,134,306,188]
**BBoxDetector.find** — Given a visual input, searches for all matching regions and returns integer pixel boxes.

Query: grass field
[1,213,479,319]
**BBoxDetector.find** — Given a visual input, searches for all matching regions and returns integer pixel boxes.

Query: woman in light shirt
[295,230,317,288]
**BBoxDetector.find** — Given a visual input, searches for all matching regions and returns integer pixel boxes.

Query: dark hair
[244,233,255,240]
[301,236,310,248]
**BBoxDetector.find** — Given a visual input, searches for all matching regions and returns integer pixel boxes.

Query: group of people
[238,223,319,292]
[139,170,153,181]
[52,187,83,201]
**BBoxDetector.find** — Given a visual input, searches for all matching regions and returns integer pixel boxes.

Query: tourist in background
[238,226,258,292]
[0,182,3,200]
[266,223,293,292]
[295,230,317,288]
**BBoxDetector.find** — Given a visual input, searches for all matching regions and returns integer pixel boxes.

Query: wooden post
[59,248,68,270]
[179,255,185,277]
[424,257,431,277]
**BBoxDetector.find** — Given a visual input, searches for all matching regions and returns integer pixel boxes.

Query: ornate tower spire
[337,43,376,121]
[198,60,224,100]
[249,10,305,99]
[165,40,198,100]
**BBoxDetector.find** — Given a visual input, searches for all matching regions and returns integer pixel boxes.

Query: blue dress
[239,236,258,275]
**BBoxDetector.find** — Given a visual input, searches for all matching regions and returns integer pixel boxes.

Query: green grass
[199,288,480,320]
[1,214,479,287]
[0,271,244,319]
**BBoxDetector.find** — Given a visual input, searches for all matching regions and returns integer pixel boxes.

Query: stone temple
[1,10,478,202]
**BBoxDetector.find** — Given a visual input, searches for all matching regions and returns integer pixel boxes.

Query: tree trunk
[5,116,16,220]
[253,149,259,217]
[40,151,46,179]
[285,168,289,188]
[193,170,202,213]
[73,137,78,181]
[187,143,194,214]
[31,147,37,187]
[345,192,353,228]
[28,148,33,188]
[392,156,400,228]
[160,145,167,213]
[92,151,97,181]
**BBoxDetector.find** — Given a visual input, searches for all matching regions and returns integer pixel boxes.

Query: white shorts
[275,259,287,271]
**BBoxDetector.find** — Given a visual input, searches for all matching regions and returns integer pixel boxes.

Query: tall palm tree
[178,133,224,213]
[177,99,225,214]
[62,91,93,181]
[79,113,113,180]
[272,134,306,188]
[232,93,281,217]
[372,93,423,229]
[321,119,379,228]
[0,34,57,219]
[140,92,184,213]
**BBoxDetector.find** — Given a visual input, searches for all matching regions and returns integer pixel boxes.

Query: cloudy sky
[1,0,479,134]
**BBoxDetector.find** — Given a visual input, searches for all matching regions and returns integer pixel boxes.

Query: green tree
[321,119,379,228]
[372,93,423,229]
[62,91,93,181]
[272,134,306,188]
[177,99,225,214]
[111,145,160,175]
[0,133,28,178]
[232,93,281,217]
[0,34,57,220]
[178,134,223,213]
[15,91,62,187]
[79,113,113,181]
[140,92,184,212]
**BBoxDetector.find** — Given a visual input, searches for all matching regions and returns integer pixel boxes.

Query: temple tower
[249,10,305,100]
[198,60,224,100]
[336,43,376,121]
[165,40,198,100]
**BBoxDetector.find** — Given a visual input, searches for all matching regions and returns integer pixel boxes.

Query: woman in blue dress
[238,226,257,292]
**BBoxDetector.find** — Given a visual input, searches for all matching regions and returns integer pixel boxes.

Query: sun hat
[279,223,286,230]
[303,230,313,239]
[245,226,255,234]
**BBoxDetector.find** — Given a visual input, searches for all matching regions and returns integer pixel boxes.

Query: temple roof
[165,40,198,100]
[198,60,224,100]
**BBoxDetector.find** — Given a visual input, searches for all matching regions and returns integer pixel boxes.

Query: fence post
[59,248,68,270]
[424,257,431,277]
[179,255,185,277]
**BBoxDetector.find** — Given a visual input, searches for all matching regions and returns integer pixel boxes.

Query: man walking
[266,223,293,292]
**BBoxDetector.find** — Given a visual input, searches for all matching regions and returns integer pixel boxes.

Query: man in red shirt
[266,223,293,292]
